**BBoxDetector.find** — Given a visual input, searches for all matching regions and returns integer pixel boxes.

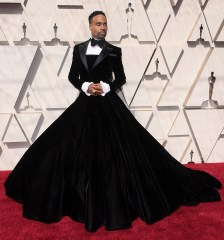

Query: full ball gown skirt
[4,91,222,232]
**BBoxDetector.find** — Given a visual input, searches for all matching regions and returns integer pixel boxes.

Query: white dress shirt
[81,41,110,96]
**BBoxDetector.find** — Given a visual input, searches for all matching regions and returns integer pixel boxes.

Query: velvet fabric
[68,39,126,92]
[4,40,221,232]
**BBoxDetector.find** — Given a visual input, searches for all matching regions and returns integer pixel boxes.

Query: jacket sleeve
[68,45,84,91]
[109,48,126,92]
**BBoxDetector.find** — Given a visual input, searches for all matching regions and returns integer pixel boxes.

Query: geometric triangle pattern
[0,0,224,169]
[2,115,27,143]
[16,112,42,141]
[17,85,42,111]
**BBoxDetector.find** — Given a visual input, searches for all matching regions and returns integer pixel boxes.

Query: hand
[87,83,104,96]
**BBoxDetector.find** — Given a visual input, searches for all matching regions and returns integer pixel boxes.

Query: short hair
[88,11,106,24]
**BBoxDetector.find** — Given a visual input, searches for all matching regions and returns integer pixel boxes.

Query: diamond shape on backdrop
[130,0,156,42]
[146,112,165,141]
[216,23,224,42]
[185,109,224,162]
[0,142,29,170]
[105,5,129,41]
[165,110,192,162]
[186,48,224,108]
[168,111,189,137]
[130,76,168,108]
[131,47,170,108]
[0,46,38,112]
[43,18,70,45]
[17,85,42,111]
[145,48,170,78]
[208,128,224,163]
[0,46,38,81]
[131,110,153,129]
[57,3,88,42]
[147,11,170,42]
[33,86,70,109]
[73,18,90,42]
[135,108,179,141]
[130,109,165,142]
[30,49,70,109]
[58,46,73,80]
[0,4,38,44]
[23,2,55,42]
[165,136,191,162]
[16,112,42,141]
[160,45,183,76]
[44,46,69,76]
[130,45,169,107]
[187,12,212,42]
[160,1,201,45]
[0,113,12,140]
[154,107,179,137]
[57,77,79,105]
[107,0,155,42]
[204,9,224,41]
[158,44,211,107]
[3,115,27,143]
[0,141,25,170]
[121,44,156,106]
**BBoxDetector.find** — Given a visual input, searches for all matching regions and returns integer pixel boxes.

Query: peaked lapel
[79,40,89,71]
[91,42,113,70]
[79,40,113,72]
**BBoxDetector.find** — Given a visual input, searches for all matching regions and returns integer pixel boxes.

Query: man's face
[89,14,107,39]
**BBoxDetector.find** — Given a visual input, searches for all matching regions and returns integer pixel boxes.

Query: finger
[92,91,102,95]
[93,85,103,91]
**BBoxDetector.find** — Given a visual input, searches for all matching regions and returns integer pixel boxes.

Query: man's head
[88,11,107,40]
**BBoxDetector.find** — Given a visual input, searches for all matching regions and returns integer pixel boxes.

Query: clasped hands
[87,83,104,96]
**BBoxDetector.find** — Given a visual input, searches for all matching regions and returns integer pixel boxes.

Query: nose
[101,25,106,31]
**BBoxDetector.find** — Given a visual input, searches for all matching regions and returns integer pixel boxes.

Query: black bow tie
[90,38,105,48]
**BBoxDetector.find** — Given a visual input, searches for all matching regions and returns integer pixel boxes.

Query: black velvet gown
[4,55,222,232]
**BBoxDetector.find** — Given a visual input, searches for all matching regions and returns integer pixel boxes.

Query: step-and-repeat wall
[0,0,224,169]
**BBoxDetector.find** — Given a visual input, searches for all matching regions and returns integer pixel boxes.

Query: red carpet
[1,163,224,240]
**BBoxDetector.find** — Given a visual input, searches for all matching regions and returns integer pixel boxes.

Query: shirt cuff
[100,81,110,96]
[81,82,93,96]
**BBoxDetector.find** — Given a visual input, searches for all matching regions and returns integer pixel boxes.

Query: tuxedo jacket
[68,39,126,93]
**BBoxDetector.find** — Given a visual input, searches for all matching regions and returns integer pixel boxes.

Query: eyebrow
[96,21,107,24]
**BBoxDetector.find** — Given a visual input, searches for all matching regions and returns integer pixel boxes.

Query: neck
[92,37,104,41]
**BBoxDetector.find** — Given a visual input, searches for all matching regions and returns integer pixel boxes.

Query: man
[4,10,222,235]
[68,11,126,97]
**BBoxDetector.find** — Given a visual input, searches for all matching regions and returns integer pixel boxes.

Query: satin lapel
[91,44,113,70]
[79,41,89,72]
